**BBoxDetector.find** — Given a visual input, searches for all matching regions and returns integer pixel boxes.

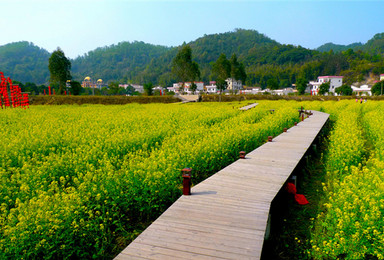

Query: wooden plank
[151,217,265,240]
[134,229,259,258]
[115,111,329,260]
[239,103,258,110]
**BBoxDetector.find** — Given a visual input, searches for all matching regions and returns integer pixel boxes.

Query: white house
[273,87,294,96]
[206,81,218,94]
[239,87,261,95]
[119,84,144,93]
[184,82,204,94]
[153,86,166,95]
[171,82,183,94]
[131,84,144,93]
[226,78,243,91]
[351,85,372,96]
[308,76,343,95]
[168,82,204,94]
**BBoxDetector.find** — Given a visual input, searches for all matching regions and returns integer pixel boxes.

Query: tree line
[2,30,384,93]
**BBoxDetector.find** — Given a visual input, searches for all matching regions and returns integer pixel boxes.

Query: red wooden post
[294,122,297,126]
[48,86,51,95]
[268,136,273,142]
[283,128,287,132]
[239,151,246,159]
[182,168,192,195]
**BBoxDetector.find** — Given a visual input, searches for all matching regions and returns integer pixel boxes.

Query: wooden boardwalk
[115,111,329,260]
[239,103,258,111]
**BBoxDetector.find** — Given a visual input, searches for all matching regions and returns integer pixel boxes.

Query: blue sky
[1,0,384,59]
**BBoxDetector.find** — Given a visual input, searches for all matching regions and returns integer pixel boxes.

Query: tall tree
[70,81,82,95]
[296,77,307,95]
[144,82,153,96]
[212,53,231,93]
[319,82,330,95]
[335,84,353,95]
[267,78,279,90]
[230,54,247,83]
[48,48,71,94]
[108,81,121,95]
[171,44,200,92]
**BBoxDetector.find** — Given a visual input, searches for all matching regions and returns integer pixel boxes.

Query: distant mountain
[316,33,384,54]
[316,42,363,53]
[362,33,384,54]
[1,30,384,88]
[0,41,50,84]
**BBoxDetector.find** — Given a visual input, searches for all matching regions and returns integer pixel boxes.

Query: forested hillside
[316,42,363,53]
[0,41,50,84]
[1,30,384,88]
[71,41,171,83]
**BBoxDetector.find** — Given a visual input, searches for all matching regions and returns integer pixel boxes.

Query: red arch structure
[0,71,29,109]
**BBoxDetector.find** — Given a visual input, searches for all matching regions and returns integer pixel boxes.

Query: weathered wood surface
[115,111,329,260]
[239,103,258,111]
[178,95,199,103]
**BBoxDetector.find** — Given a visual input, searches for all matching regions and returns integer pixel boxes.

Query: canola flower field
[2,99,384,259]
[0,101,299,259]
[310,100,384,259]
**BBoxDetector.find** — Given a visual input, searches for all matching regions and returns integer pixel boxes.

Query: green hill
[1,30,384,89]
[316,42,363,53]
[0,41,50,84]
[71,41,171,83]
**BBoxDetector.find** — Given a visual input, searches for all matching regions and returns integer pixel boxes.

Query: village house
[184,82,204,94]
[351,85,372,96]
[205,81,218,94]
[307,76,343,95]
[239,86,261,94]
[273,87,294,96]
[225,78,243,91]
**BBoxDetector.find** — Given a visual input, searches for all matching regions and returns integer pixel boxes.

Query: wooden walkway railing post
[182,168,192,196]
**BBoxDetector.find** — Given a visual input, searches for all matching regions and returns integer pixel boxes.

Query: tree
[48,48,71,94]
[171,44,200,92]
[24,82,38,95]
[126,85,136,96]
[70,81,82,95]
[230,54,247,83]
[108,81,121,95]
[296,77,307,95]
[212,53,231,93]
[190,83,197,94]
[143,82,153,96]
[371,80,384,95]
[335,84,353,95]
[267,78,279,90]
[319,82,330,95]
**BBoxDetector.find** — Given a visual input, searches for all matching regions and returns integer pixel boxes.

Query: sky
[1,0,384,59]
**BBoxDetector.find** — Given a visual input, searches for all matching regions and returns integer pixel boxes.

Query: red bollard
[294,122,297,126]
[239,151,246,159]
[301,113,304,121]
[268,136,273,142]
[182,168,192,195]
[283,128,287,132]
